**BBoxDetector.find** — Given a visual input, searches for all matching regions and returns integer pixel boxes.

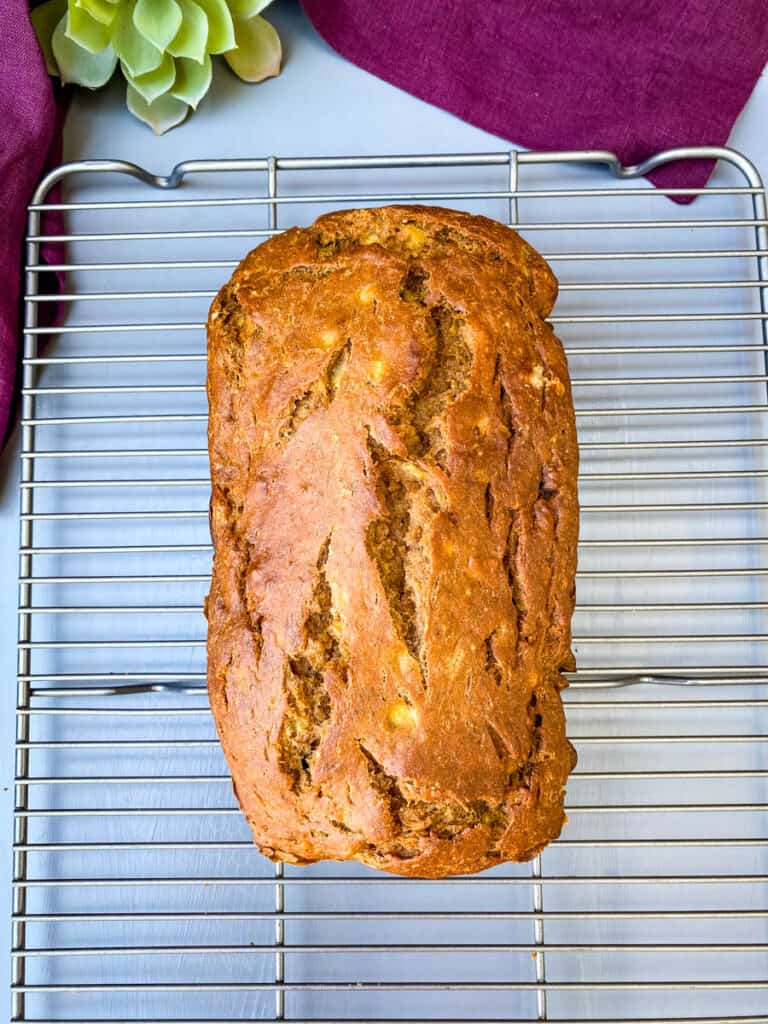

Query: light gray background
[2,1,768,1018]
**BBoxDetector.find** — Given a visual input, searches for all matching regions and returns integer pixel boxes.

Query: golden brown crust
[206,205,578,878]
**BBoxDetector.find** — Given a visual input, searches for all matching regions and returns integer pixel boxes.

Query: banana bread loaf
[206,205,578,878]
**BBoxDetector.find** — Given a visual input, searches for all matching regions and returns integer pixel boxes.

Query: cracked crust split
[206,204,578,878]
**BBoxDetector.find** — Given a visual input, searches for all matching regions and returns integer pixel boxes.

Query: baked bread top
[207,205,578,877]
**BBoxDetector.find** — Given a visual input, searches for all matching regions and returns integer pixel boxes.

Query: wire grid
[13,147,768,1024]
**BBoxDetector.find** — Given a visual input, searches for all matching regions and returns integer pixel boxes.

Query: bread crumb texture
[206,205,578,877]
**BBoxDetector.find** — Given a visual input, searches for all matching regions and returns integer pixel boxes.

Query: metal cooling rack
[12,146,768,1024]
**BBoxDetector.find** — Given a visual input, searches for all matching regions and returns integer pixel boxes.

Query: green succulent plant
[31,0,281,133]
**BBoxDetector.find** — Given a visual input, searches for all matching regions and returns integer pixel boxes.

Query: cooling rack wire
[12,147,768,1024]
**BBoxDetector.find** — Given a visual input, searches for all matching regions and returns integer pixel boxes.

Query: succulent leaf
[74,0,119,27]
[31,0,68,76]
[53,13,117,86]
[125,51,176,103]
[126,84,189,134]
[194,0,236,52]
[66,4,112,53]
[167,0,208,62]
[113,0,163,76]
[224,13,280,83]
[227,0,273,18]
[171,53,212,107]
[133,0,183,52]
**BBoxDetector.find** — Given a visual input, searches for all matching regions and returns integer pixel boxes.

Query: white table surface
[2,1,768,1016]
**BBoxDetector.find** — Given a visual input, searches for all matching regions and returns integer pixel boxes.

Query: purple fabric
[0,0,63,447]
[302,0,768,195]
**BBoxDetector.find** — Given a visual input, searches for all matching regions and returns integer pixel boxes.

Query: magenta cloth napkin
[302,0,768,195]
[0,1,64,447]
